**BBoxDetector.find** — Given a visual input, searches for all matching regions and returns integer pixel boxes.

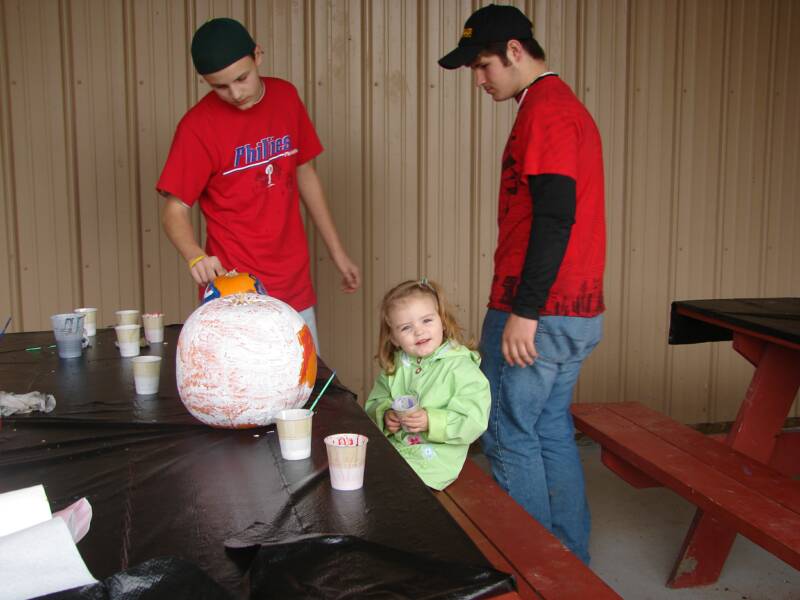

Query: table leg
[667,338,800,588]
[726,339,800,462]
[667,512,736,588]
[769,431,800,477]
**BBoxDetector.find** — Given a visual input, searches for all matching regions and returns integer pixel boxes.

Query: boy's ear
[506,39,524,63]
[254,44,264,67]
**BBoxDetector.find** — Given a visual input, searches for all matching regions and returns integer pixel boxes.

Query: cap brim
[438,44,482,70]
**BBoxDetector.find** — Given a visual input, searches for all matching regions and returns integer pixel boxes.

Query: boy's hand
[334,254,361,293]
[502,313,538,367]
[189,255,226,286]
[384,409,401,433]
[400,409,428,433]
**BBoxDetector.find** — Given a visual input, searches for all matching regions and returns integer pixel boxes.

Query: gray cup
[51,313,86,359]
[392,395,420,432]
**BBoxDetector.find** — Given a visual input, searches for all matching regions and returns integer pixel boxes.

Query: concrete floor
[474,441,799,599]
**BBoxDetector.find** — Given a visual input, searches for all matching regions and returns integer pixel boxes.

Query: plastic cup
[115,324,141,357]
[275,409,313,460]
[132,356,161,394]
[142,313,164,343]
[74,308,97,337]
[50,313,85,359]
[392,395,420,432]
[115,309,140,326]
[324,433,368,490]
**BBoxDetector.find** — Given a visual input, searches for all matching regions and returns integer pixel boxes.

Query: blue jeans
[479,309,603,564]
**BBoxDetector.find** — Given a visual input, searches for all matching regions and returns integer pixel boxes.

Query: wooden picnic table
[1,325,624,598]
[572,298,800,589]
[0,326,516,598]
[670,298,800,469]
[665,297,800,586]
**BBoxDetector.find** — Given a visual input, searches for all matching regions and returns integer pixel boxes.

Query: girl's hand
[384,409,402,433]
[400,409,428,433]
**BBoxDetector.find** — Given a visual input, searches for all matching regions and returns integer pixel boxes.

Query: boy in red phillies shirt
[157,18,360,349]
[439,5,606,564]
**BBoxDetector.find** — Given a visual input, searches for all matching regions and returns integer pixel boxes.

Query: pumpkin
[176,293,317,428]
[202,270,267,304]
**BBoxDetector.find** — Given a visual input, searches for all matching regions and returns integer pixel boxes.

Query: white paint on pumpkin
[176,294,315,428]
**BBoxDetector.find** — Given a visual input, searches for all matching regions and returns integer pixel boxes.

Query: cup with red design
[324,433,368,490]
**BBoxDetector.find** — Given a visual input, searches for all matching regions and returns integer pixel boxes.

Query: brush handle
[309,370,336,412]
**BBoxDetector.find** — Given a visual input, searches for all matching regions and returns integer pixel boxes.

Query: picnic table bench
[572,401,800,587]
[435,458,622,599]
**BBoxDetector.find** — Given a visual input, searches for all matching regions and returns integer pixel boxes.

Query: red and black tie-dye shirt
[489,75,606,317]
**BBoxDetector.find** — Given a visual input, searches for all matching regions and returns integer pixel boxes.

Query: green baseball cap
[191,18,256,75]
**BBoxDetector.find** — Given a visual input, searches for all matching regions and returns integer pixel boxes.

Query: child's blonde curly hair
[377,279,476,374]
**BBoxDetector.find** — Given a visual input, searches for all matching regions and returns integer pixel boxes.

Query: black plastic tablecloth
[669,298,800,346]
[0,326,513,599]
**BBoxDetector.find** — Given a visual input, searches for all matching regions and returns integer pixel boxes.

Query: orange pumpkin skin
[176,294,317,428]
[202,271,267,304]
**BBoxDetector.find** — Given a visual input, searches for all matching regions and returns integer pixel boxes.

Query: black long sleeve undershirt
[511,174,576,320]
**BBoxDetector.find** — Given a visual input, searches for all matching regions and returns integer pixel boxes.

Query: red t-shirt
[157,77,322,312]
[489,75,606,317]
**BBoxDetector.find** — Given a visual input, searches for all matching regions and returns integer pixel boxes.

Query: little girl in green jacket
[365,279,490,490]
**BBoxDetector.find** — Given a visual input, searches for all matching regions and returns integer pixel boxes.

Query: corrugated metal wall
[1,0,798,423]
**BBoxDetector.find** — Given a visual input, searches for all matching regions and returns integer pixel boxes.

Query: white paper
[0,484,51,536]
[0,517,97,599]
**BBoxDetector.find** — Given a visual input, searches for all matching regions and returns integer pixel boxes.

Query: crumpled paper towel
[0,485,97,599]
[0,516,97,599]
[0,391,56,416]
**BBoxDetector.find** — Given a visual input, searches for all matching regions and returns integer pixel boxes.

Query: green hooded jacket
[365,342,490,490]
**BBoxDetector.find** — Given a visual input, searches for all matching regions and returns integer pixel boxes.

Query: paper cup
[275,409,313,460]
[392,395,420,432]
[142,312,164,343]
[74,308,97,337]
[115,309,140,326]
[51,313,85,359]
[132,356,161,394]
[115,324,141,357]
[324,433,368,490]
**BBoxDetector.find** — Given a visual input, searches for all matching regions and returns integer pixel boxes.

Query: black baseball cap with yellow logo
[438,4,533,69]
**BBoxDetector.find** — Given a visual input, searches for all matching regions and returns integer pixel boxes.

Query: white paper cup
[115,309,140,326]
[142,313,164,343]
[132,355,161,394]
[392,395,420,432]
[51,313,85,359]
[115,324,141,357]
[324,433,368,490]
[275,409,313,460]
[74,308,97,337]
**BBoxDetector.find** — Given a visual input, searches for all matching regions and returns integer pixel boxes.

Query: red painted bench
[435,458,621,599]
[571,401,800,587]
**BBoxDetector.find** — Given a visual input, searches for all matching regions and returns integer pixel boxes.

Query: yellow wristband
[188,254,207,269]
